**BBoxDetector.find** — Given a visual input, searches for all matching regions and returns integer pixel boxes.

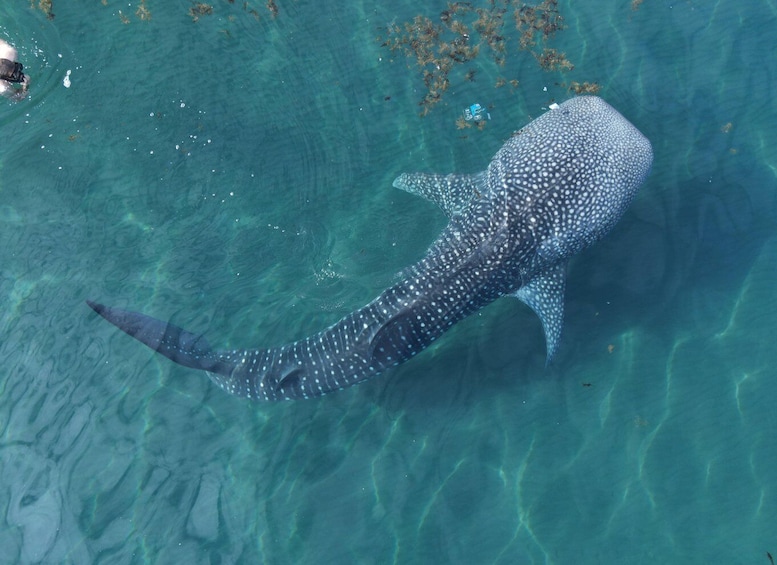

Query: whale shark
[89,96,653,401]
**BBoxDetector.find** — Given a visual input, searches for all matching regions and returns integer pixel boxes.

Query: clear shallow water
[1,0,776,563]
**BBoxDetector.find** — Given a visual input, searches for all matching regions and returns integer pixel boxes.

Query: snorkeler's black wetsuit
[0,58,25,83]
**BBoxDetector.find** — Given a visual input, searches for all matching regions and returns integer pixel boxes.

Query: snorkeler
[0,38,30,101]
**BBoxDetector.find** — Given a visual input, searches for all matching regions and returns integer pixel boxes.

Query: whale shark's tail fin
[87,270,475,401]
[86,301,236,375]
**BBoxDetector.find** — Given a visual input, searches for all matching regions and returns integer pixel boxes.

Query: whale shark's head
[491,96,653,270]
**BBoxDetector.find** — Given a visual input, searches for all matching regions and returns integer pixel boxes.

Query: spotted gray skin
[88,96,653,401]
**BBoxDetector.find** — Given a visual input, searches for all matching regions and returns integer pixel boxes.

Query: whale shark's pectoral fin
[511,263,566,363]
[392,172,487,217]
[87,300,234,375]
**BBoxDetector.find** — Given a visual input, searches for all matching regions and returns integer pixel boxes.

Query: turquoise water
[1,0,777,563]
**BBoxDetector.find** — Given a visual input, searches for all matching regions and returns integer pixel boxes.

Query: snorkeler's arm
[9,75,30,101]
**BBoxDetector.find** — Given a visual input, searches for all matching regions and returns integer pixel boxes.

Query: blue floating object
[464,103,490,122]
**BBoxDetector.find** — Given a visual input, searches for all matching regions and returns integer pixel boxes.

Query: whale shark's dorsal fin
[511,262,566,363]
[393,172,487,217]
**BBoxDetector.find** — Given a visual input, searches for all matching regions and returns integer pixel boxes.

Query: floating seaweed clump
[189,2,213,22]
[104,0,278,26]
[30,0,54,19]
[136,0,152,21]
[455,114,489,130]
[379,0,576,115]
[568,81,600,95]
[534,47,573,71]
[514,0,566,49]
[187,1,278,24]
